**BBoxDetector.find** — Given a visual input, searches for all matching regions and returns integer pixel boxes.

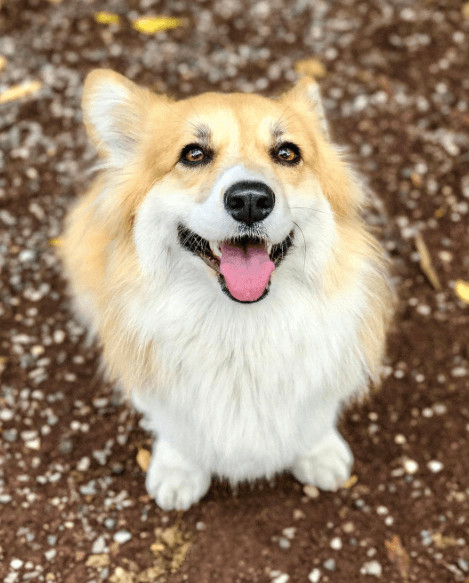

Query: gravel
[1,0,468,582]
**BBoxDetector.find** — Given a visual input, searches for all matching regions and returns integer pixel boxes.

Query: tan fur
[60,71,393,391]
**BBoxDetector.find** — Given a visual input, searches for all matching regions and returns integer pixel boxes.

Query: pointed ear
[82,69,154,166]
[281,76,329,139]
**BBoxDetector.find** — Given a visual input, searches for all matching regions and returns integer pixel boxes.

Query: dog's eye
[180,144,211,166]
[272,142,301,166]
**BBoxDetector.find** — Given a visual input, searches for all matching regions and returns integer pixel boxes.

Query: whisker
[290,206,329,215]
[292,220,307,274]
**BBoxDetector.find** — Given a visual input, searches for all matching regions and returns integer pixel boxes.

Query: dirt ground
[1,0,469,582]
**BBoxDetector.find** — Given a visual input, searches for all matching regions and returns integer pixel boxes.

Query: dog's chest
[133,286,366,480]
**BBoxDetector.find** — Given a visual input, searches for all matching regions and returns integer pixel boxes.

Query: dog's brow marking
[193,122,212,143]
[272,121,285,142]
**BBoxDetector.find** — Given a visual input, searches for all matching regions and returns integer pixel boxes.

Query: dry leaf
[462,2,469,19]
[110,567,135,583]
[0,56,7,71]
[0,356,8,376]
[434,206,447,219]
[410,172,422,187]
[294,58,327,80]
[49,237,64,248]
[343,474,358,488]
[385,534,410,582]
[94,12,121,25]
[432,532,460,549]
[415,232,441,291]
[136,448,151,472]
[133,16,183,35]
[86,554,110,568]
[0,81,42,105]
[455,280,469,304]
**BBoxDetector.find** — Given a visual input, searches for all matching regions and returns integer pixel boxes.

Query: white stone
[360,560,382,576]
[308,569,321,583]
[427,460,443,473]
[53,330,66,344]
[330,537,342,550]
[10,559,23,570]
[113,530,132,544]
[403,459,419,474]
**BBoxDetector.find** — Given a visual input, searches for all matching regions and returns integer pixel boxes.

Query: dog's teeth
[267,243,273,255]
[210,242,222,258]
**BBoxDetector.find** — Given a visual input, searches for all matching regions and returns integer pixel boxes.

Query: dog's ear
[82,69,154,166]
[282,77,329,139]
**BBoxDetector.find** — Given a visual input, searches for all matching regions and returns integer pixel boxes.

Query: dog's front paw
[146,441,210,511]
[291,430,353,492]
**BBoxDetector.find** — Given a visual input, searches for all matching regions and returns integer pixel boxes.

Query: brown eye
[180,144,212,166]
[272,142,301,166]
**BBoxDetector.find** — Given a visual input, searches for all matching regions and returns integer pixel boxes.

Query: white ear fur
[82,70,150,166]
[303,80,329,138]
[283,77,330,139]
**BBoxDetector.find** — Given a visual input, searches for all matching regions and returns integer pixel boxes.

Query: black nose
[224,181,275,225]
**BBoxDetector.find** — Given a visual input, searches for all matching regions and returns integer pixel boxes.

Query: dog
[60,69,393,511]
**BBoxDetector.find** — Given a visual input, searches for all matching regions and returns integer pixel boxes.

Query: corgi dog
[61,69,393,511]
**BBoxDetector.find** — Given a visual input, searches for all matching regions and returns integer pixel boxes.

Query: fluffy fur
[60,70,393,511]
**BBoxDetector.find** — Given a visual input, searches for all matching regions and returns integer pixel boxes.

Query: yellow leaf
[0,80,42,105]
[415,232,441,291]
[455,279,469,304]
[0,55,7,71]
[385,535,410,582]
[462,2,469,19]
[343,474,358,488]
[94,12,121,25]
[136,448,151,472]
[133,16,183,35]
[86,554,110,568]
[49,238,64,248]
[294,58,327,80]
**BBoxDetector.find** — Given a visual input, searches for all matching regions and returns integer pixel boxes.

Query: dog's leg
[291,428,353,491]
[145,438,211,511]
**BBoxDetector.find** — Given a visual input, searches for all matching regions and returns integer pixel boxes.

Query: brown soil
[1,1,468,582]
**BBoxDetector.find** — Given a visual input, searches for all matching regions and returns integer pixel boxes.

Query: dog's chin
[177,224,294,303]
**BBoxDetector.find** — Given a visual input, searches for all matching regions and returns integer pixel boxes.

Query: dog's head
[82,70,365,304]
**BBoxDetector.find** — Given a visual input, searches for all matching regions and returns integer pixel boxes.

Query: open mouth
[177,224,294,303]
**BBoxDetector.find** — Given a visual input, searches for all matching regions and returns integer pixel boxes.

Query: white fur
[121,163,373,508]
[75,82,383,510]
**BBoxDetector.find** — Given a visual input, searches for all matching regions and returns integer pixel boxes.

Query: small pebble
[278,537,291,550]
[113,530,132,544]
[104,518,117,531]
[360,560,382,576]
[427,460,443,473]
[282,527,296,539]
[403,459,419,474]
[271,574,289,583]
[323,558,336,571]
[330,537,342,550]
[457,558,469,573]
[308,569,321,583]
[92,536,107,554]
[44,549,56,561]
[303,485,320,498]
[53,330,66,344]
[77,457,91,472]
[10,559,23,570]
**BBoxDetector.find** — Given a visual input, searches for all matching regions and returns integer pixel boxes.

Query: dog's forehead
[176,93,291,143]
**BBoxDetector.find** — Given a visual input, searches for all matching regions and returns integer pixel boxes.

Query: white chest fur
[131,262,368,482]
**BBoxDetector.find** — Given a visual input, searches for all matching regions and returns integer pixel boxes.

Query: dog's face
[83,71,363,304]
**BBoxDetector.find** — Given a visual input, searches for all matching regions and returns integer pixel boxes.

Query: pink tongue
[220,243,275,302]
